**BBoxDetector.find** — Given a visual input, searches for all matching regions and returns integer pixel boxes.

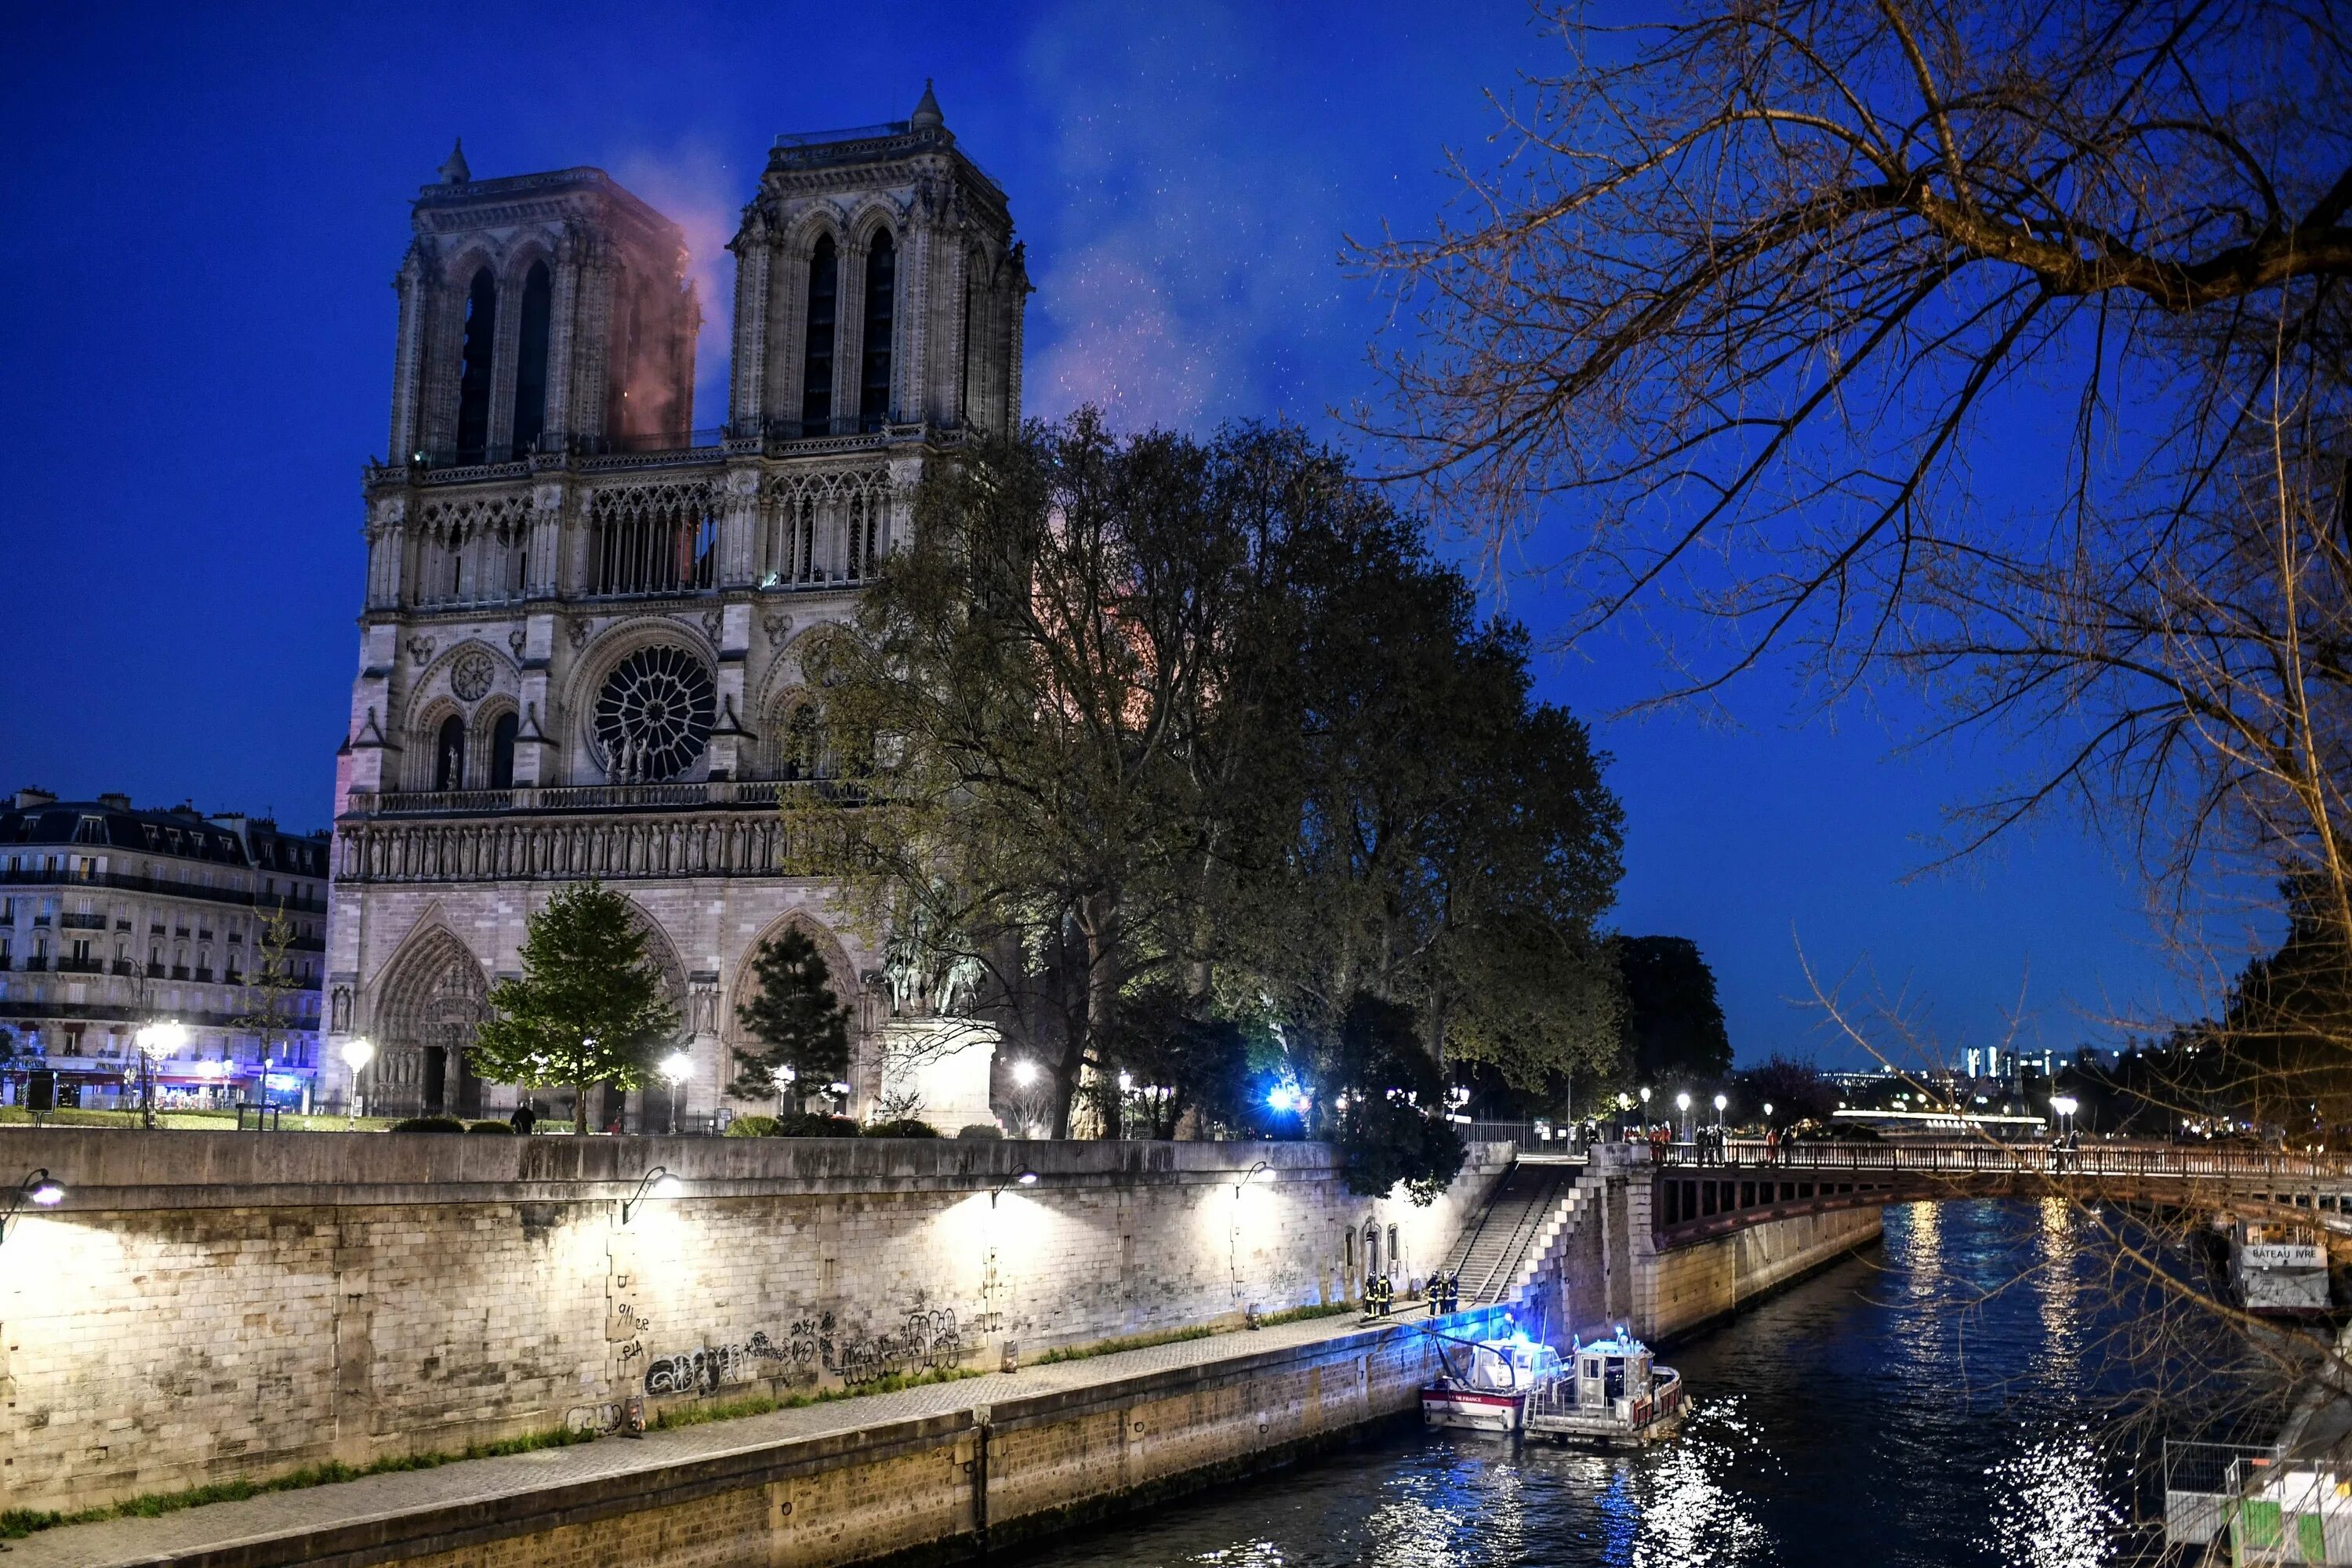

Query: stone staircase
[1443,1160,1591,1305]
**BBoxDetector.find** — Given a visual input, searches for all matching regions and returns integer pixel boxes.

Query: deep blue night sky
[0,2,2198,1067]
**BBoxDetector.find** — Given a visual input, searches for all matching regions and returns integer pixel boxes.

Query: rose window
[450,650,496,702]
[593,647,716,782]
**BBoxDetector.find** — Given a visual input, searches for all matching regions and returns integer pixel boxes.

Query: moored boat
[1420,1333,1565,1433]
[1523,1327,1686,1446]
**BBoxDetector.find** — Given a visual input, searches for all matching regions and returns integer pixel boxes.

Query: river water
[1014,1199,2287,1568]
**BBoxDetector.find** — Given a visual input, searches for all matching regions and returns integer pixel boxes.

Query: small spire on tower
[909,79,944,131]
[438,138,471,185]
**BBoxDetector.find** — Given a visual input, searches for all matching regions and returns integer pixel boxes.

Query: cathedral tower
[325,90,1025,1125]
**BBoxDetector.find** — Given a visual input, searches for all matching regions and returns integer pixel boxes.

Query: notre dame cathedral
[322,86,1024,1127]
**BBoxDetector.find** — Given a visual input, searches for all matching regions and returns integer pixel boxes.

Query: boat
[1522,1326,1686,1446]
[2230,1218,2332,1316]
[1420,1331,1566,1433]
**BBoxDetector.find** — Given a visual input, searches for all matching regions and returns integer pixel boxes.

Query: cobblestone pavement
[6,1307,1450,1568]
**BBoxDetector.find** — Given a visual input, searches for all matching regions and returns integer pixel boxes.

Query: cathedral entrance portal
[372,929,489,1120]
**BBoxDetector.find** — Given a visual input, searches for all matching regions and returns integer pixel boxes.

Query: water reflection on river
[1016,1200,2264,1568]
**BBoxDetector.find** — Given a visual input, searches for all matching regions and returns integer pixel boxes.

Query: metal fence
[1654,1138,2352,1182]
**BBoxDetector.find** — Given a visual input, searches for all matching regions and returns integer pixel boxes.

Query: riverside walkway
[5,1303,1469,1568]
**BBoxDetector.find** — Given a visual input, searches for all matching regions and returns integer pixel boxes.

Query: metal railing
[1657,1138,2352,1181]
[0,865,326,913]
[346,779,866,818]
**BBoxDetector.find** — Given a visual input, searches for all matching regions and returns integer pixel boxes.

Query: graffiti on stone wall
[641,1306,964,1397]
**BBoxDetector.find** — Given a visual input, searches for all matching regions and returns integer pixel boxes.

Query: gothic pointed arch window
[779,700,825,780]
[435,715,467,792]
[456,267,498,464]
[489,710,519,789]
[860,231,895,430]
[512,260,552,452]
[803,236,838,432]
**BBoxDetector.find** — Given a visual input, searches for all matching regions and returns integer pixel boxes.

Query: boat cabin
[1467,1336,1564,1392]
[1574,1329,1656,1414]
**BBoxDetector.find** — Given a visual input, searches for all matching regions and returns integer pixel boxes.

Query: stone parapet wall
[1636,1203,1883,1341]
[0,1131,1507,1512]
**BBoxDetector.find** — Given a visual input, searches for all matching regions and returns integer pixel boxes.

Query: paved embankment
[7,1304,1496,1568]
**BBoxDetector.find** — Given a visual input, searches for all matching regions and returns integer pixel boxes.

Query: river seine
[1014,1199,2281,1568]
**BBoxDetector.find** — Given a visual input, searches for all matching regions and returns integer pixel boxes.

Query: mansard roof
[0,797,328,873]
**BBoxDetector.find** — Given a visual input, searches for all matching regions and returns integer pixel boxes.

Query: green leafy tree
[800,416,1624,1195]
[234,902,303,1091]
[1613,936,1732,1087]
[1312,996,1468,1201]
[470,880,678,1134]
[728,927,853,1111]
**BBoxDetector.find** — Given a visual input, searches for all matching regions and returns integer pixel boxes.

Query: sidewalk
[6,1305,1458,1568]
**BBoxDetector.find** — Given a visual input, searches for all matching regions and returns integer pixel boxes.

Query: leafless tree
[1356,0,2349,731]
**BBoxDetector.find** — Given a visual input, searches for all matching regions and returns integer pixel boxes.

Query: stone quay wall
[1621,1152,1884,1341]
[0,1130,1507,1513]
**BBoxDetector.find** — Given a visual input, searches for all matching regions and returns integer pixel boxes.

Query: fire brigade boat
[1522,1327,1686,1446]
[1420,1331,1565,1434]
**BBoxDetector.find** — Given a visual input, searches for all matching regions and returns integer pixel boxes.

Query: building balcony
[0,864,325,914]
[58,912,105,931]
[343,778,862,818]
[54,956,103,975]
[110,960,134,976]
[377,416,951,485]
[170,965,189,980]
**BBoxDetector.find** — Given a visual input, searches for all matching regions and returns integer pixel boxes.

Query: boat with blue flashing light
[1522,1327,1686,1446]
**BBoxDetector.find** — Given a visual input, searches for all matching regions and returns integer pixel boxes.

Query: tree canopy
[728,927,853,1109]
[1613,935,1733,1087]
[470,880,679,1134]
[797,414,1624,1196]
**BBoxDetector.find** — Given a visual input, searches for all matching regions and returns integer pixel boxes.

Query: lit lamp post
[134,1020,187,1131]
[2051,1094,2078,1140]
[1638,1085,1651,1138]
[341,1037,376,1125]
[658,1050,692,1134]
[1675,1091,1692,1145]
[1713,1092,1728,1130]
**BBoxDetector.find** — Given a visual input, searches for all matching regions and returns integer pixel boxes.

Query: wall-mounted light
[1,1168,66,1246]
[989,1167,1040,1207]
[1233,1160,1270,1198]
[621,1166,684,1224]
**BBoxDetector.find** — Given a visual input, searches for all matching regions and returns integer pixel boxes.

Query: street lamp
[134,1020,187,1130]
[1010,1059,1040,1087]
[989,1167,1040,1207]
[1,1168,66,1247]
[621,1165,684,1224]
[2051,1094,2078,1138]
[1675,1091,1692,1143]
[658,1050,692,1134]
[1713,1093,1728,1127]
[1638,1085,1651,1138]
[340,1036,376,1124]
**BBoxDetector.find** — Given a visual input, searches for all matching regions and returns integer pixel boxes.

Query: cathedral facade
[323,89,1025,1126]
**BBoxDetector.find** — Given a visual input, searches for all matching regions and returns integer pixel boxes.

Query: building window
[455,267,498,463]
[489,711,519,789]
[860,231,895,429]
[802,236,837,431]
[512,260,552,452]
[588,490,717,596]
[435,716,467,791]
